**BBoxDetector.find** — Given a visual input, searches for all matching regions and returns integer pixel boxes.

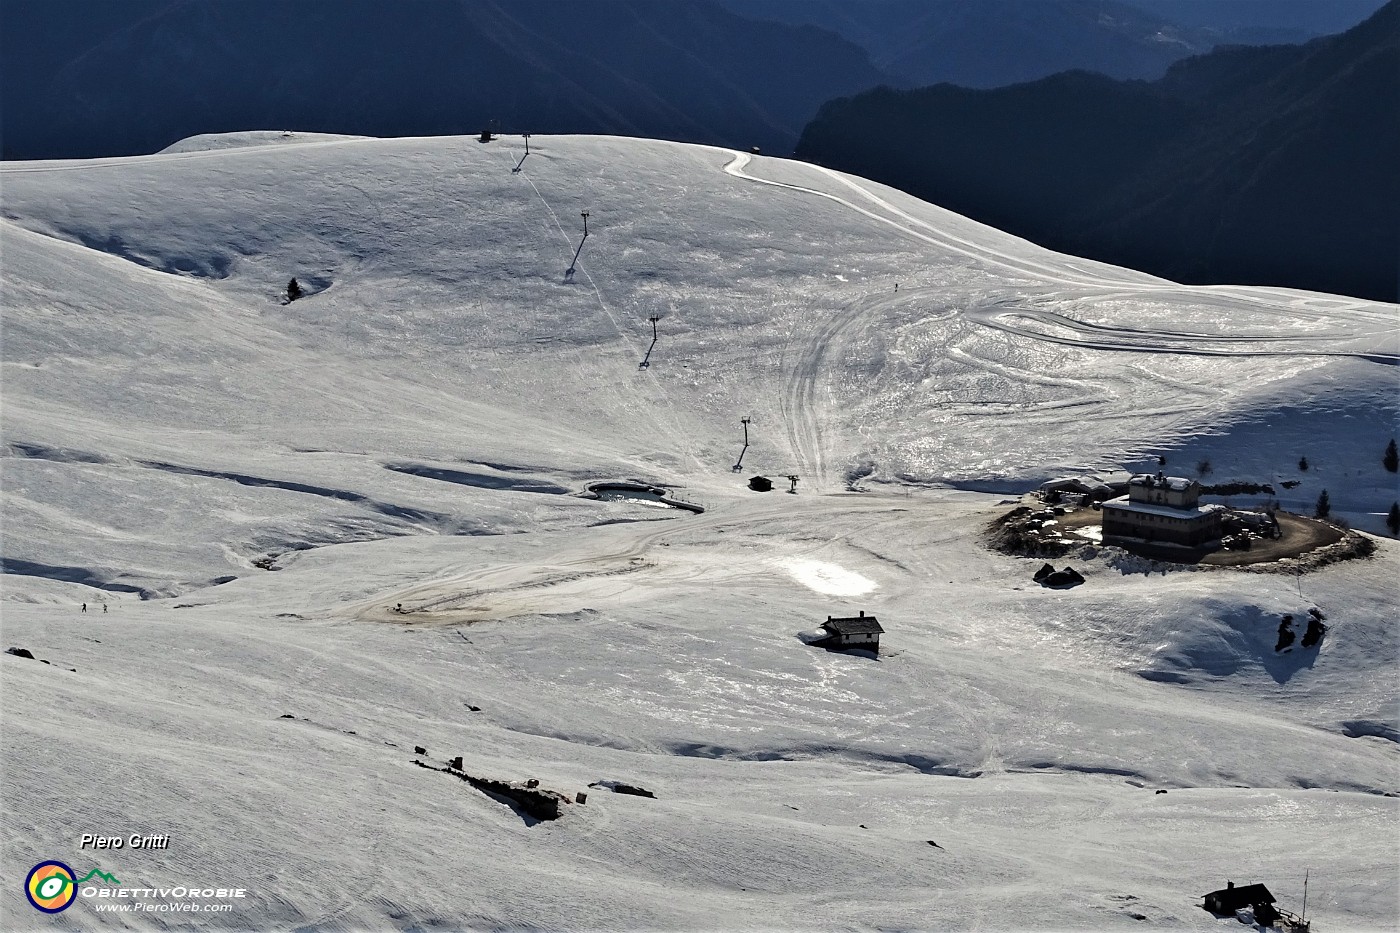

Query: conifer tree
[1387,502,1399,536]
[1385,439,1398,473]
[1314,489,1330,519]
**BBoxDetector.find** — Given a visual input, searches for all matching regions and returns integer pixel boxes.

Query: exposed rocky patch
[413,760,574,822]
[590,780,657,798]
[1033,563,1085,588]
[985,505,1078,558]
[1202,481,1275,496]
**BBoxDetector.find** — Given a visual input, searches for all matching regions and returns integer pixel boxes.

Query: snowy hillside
[2,134,1396,931]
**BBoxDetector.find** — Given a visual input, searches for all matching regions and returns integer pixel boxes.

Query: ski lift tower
[732,417,753,472]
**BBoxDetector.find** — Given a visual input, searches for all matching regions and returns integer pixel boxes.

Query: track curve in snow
[961,300,1399,363]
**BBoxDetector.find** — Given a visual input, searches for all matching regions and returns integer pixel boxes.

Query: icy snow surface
[1,133,1396,930]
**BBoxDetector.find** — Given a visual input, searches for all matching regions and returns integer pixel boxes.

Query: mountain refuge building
[1201,881,1276,920]
[1101,472,1223,547]
[814,611,883,651]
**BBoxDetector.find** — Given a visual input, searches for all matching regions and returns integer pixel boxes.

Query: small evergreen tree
[1314,489,1330,519]
[1196,458,1211,477]
[1385,439,1398,473]
[1298,456,1309,471]
[1388,501,1400,536]
[1157,455,1166,466]
[287,277,303,302]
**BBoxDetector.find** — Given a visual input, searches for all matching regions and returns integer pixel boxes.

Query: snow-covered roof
[1040,477,1091,492]
[1129,472,1196,492]
[1102,496,1223,519]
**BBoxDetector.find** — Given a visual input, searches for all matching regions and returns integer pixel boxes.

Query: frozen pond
[586,483,704,513]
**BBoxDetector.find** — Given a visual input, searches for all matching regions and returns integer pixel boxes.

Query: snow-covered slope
[2,134,1396,931]
[158,131,373,154]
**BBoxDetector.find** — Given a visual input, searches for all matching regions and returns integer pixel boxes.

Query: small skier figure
[103,603,108,613]
[894,283,899,292]
[81,602,87,613]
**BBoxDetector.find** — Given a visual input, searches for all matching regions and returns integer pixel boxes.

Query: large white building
[1101,472,1224,547]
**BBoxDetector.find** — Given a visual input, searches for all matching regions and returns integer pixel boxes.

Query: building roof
[1041,477,1092,493]
[824,613,883,635]
[1203,883,1275,909]
[1101,496,1224,520]
[1130,471,1196,492]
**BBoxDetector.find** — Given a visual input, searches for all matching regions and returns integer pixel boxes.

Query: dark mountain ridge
[1,0,887,160]
[795,1,1400,301]
[716,0,1388,88]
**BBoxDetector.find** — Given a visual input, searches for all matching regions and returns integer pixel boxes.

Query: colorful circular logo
[26,861,77,913]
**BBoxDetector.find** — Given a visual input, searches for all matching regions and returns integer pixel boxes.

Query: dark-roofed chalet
[1202,881,1275,916]
[816,611,883,651]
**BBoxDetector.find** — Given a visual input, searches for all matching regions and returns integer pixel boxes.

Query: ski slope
[1,132,1396,931]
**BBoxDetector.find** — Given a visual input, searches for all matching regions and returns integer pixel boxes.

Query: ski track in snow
[723,152,1124,289]
[723,151,1398,366]
[719,148,1396,488]
[365,495,909,621]
[778,288,871,487]
[963,301,1399,362]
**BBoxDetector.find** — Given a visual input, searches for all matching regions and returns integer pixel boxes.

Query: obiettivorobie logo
[24,858,247,916]
[25,862,119,913]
